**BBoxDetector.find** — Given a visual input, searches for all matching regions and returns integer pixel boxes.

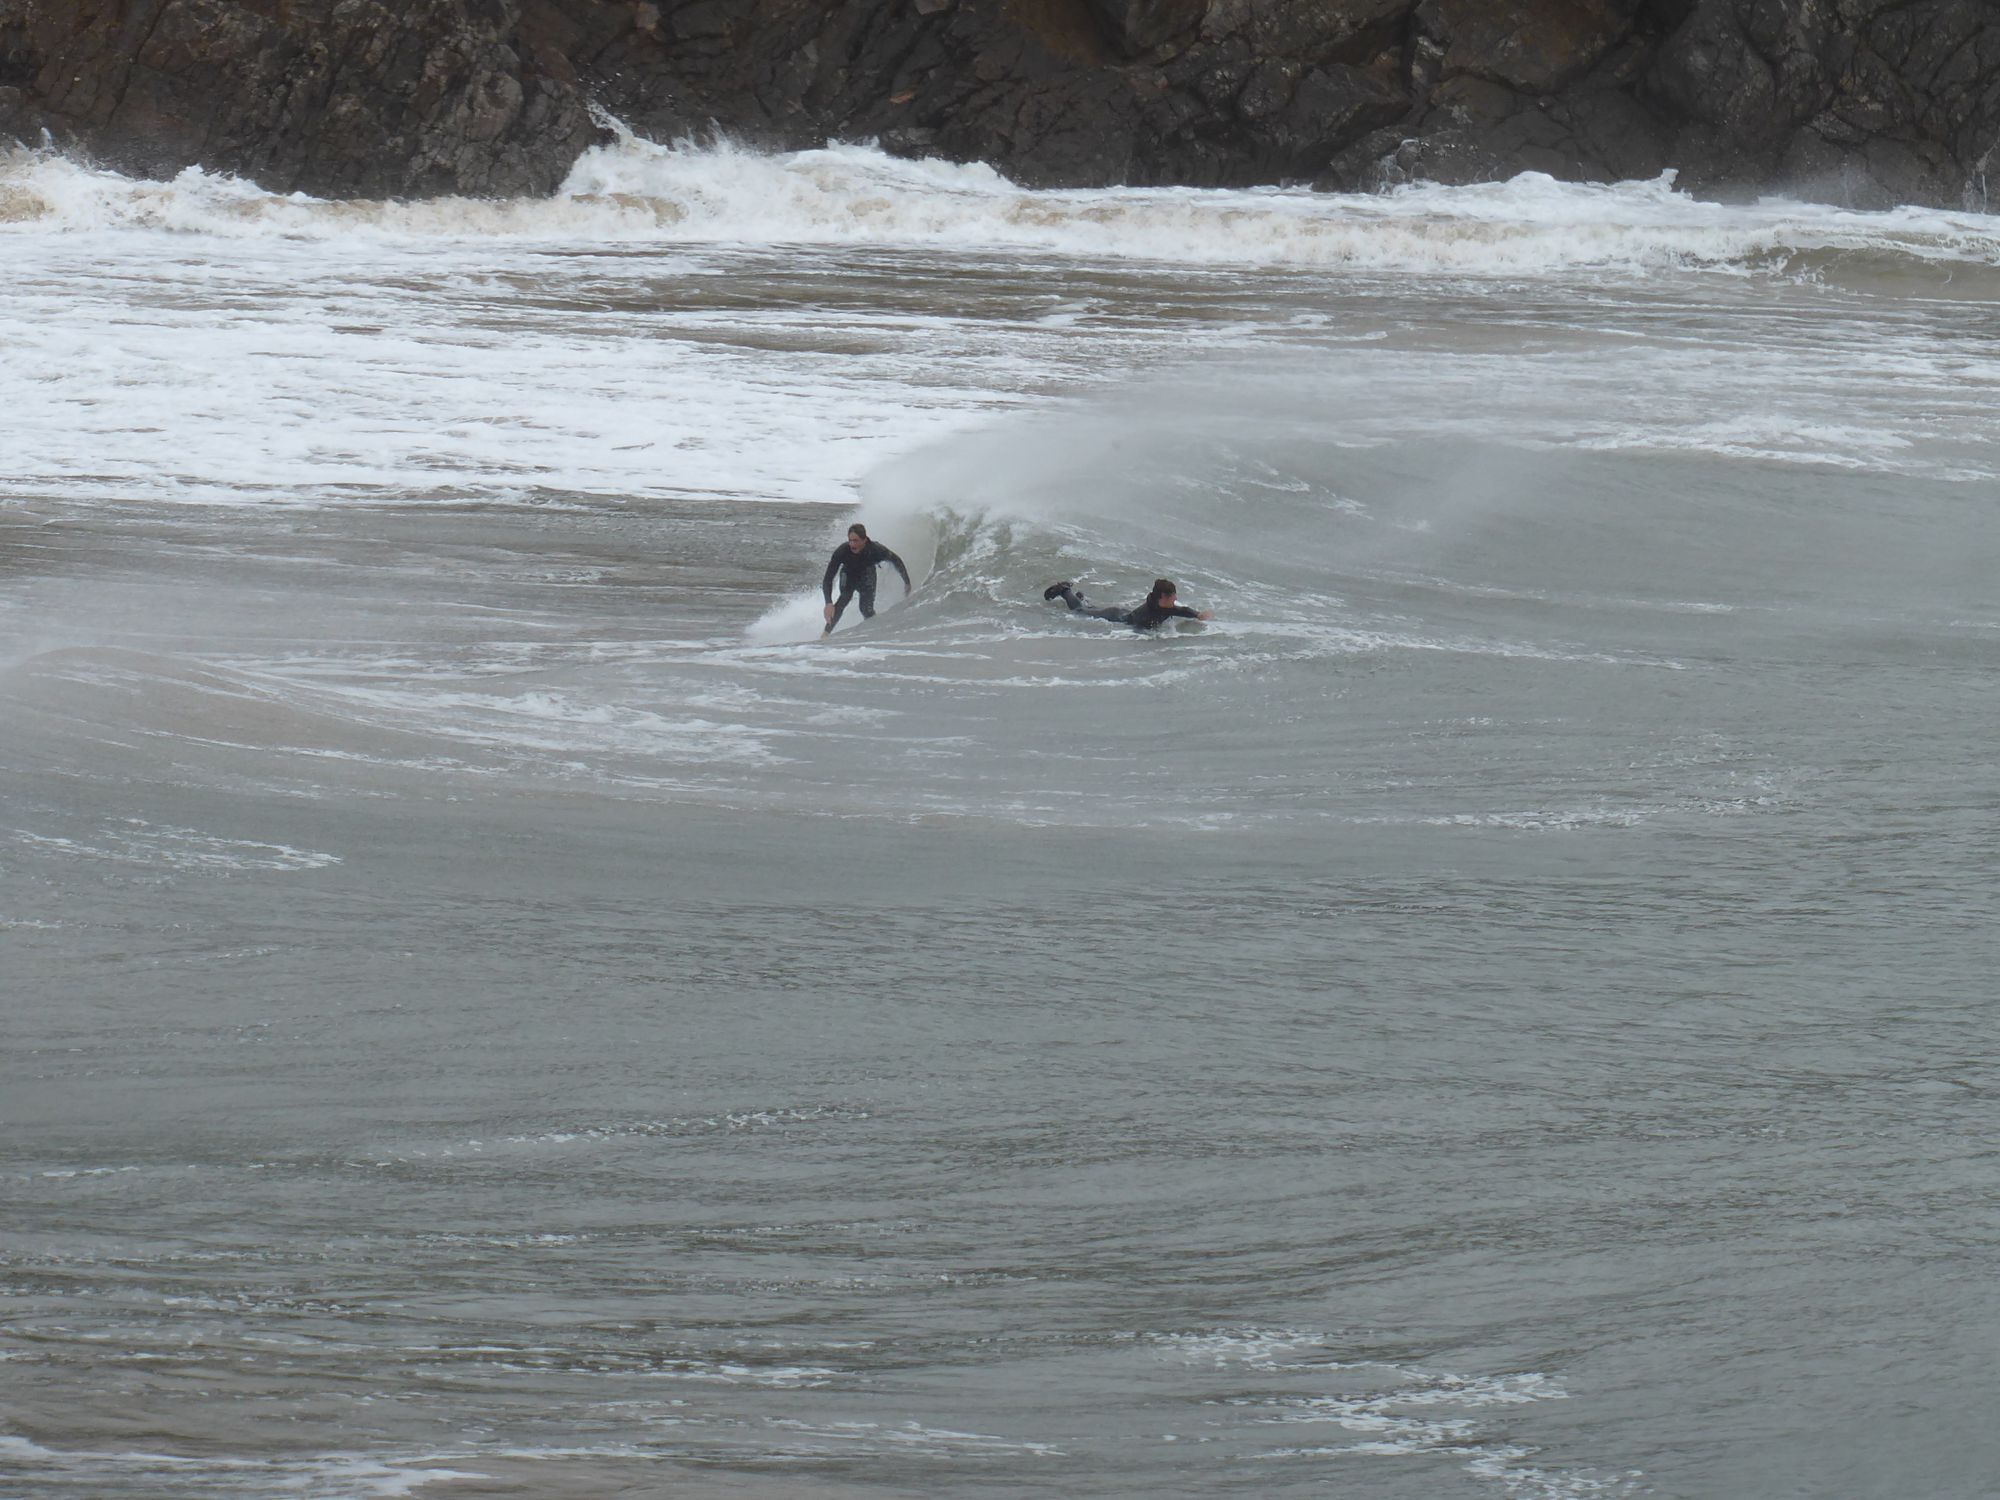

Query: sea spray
[4,137,1998,280]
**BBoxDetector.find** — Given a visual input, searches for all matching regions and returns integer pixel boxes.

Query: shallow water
[4,140,2000,1499]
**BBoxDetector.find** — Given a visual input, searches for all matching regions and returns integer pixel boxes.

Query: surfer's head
[1148,578,1177,608]
[847,523,868,552]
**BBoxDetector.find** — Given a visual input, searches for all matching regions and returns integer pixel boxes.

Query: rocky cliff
[3,0,1997,208]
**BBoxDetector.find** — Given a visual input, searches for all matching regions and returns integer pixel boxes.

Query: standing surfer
[823,524,913,635]
[1043,578,1213,630]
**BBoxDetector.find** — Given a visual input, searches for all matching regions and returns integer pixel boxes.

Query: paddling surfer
[1042,578,1214,630]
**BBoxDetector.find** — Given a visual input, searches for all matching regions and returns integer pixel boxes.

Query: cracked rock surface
[1,0,1996,206]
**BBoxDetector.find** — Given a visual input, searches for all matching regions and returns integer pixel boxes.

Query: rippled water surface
[4,141,2000,1499]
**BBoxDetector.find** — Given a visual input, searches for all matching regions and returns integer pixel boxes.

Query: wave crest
[5,132,1999,279]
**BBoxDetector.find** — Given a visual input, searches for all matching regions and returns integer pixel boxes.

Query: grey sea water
[5,146,2000,1498]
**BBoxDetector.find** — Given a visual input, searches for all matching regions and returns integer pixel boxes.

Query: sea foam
[5,130,1998,278]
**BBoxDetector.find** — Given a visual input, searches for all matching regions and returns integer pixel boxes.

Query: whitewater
[4,128,1999,1500]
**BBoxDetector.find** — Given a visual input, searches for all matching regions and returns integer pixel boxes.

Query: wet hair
[848,523,868,540]
[1148,578,1177,605]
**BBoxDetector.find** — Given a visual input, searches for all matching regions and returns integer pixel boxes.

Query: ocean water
[4,130,2000,1499]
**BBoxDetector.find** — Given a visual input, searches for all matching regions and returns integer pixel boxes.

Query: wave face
[6,133,2000,280]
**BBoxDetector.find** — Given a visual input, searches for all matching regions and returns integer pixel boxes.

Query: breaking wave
[5,125,1999,279]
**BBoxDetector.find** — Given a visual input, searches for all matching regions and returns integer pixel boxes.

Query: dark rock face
[0,0,598,196]
[2,0,1997,208]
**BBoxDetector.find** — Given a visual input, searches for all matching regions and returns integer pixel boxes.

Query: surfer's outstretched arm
[821,548,844,627]
[884,547,912,594]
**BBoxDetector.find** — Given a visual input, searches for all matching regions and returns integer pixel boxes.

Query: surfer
[1042,578,1214,630]
[822,523,913,635]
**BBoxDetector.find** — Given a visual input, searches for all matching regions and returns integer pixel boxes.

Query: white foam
[1576,413,1920,468]
[36,1166,144,1179]
[7,135,1999,276]
[1,157,1036,510]
[6,133,1990,517]
[1351,807,1655,830]
[315,686,786,765]
[764,1418,1062,1457]
[1155,1327,1336,1369]
[14,821,339,871]
[0,1437,486,1498]
[1150,1330,1632,1499]
[362,1106,871,1165]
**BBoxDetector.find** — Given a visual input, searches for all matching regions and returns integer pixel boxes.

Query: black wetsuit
[1051,584,1200,631]
[823,540,912,630]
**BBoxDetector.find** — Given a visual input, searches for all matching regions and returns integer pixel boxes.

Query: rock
[1199,0,1413,60]
[0,0,1996,208]
[3,0,599,197]
[1084,0,1205,56]
[1428,0,1639,95]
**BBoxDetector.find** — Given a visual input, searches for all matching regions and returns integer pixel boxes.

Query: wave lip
[561,133,2000,276]
[6,133,2000,280]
